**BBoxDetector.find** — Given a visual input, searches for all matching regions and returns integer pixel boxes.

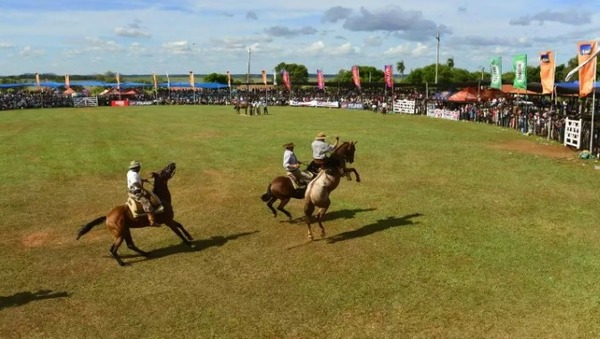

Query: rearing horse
[261,141,359,220]
[304,158,346,239]
[77,162,194,266]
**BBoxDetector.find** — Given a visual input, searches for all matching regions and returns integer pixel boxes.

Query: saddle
[126,191,164,218]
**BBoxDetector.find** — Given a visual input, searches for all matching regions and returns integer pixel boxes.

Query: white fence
[564,118,583,149]
[73,96,99,108]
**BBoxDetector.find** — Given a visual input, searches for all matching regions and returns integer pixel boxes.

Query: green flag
[512,54,528,89]
[490,57,502,89]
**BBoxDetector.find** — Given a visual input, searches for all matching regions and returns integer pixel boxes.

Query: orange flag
[65,74,70,89]
[577,41,597,97]
[35,72,40,90]
[539,51,555,94]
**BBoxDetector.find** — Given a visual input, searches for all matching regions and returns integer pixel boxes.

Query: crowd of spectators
[2,85,598,150]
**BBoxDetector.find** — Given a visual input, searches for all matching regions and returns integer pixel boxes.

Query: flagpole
[591,85,596,153]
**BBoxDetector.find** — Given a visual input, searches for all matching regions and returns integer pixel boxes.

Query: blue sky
[0,0,599,76]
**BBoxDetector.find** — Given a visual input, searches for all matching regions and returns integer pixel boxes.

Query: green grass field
[1,105,600,338]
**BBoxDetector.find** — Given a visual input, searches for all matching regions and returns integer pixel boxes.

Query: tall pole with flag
[35,72,43,108]
[575,40,598,152]
[152,72,158,104]
[115,72,121,100]
[189,70,195,104]
[227,70,232,104]
[513,54,528,133]
[262,69,268,109]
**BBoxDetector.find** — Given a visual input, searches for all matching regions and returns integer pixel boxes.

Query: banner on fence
[393,100,416,114]
[289,100,339,108]
[73,96,99,108]
[426,105,460,121]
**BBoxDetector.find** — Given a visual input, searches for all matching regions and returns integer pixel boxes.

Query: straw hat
[128,160,141,169]
[283,142,295,148]
[315,132,327,140]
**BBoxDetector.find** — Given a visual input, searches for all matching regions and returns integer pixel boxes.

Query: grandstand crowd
[1,85,597,147]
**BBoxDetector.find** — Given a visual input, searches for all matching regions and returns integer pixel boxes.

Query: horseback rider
[283,142,313,189]
[311,132,339,169]
[126,161,158,226]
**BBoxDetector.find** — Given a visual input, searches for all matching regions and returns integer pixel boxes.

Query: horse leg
[173,220,193,241]
[304,201,316,240]
[266,197,278,217]
[123,228,149,257]
[345,168,361,182]
[316,202,330,238]
[109,236,127,266]
[165,220,193,247]
[277,198,292,220]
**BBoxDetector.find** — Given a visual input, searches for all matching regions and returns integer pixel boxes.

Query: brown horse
[261,141,359,220]
[77,162,193,266]
[304,158,346,239]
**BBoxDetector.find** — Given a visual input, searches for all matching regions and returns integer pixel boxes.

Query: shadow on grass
[286,208,377,225]
[144,230,260,260]
[0,290,71,309]
[325,213,423,244]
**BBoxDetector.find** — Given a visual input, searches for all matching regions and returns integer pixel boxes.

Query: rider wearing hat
[311,132,339,169]
[283,142,313,189]
[127,160,158,226]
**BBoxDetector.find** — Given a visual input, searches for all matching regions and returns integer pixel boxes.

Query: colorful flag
[490,57,502,89]
[35,72,40,90]
[262,70,267,85]
[352,65,361,89]
[115,72,121,89]
[317,69,325,90]
[282,70,291,90]
[189,71,195,88]
[64,74,70,89]
[539,51,555,94]
[512,54,528,90]
[226,71,231,88]
[384,65,393,88]
[577,40,597,97]
[152,73,157,91]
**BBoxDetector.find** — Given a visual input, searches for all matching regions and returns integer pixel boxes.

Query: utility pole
[246,47,251,92]
[435,32,440,84]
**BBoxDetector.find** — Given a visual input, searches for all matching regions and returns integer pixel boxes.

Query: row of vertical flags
[490,39,598,98]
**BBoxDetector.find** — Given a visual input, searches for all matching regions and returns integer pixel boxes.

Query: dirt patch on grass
[490,139,577,160]
[21,229,82,249]
[22,231,52,248]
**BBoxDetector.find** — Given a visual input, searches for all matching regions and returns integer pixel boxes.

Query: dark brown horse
[261,141,359,220]
[77,162,193,266]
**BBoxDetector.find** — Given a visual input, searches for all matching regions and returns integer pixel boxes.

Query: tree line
[0,55,593,88]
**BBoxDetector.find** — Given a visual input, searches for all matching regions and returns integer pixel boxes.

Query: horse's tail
[76,216,106,240]
[260,184,272,202]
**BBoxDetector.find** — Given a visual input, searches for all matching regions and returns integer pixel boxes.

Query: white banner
[393,100,416,114]
[426,106,460,121]
[289,100,339,108]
